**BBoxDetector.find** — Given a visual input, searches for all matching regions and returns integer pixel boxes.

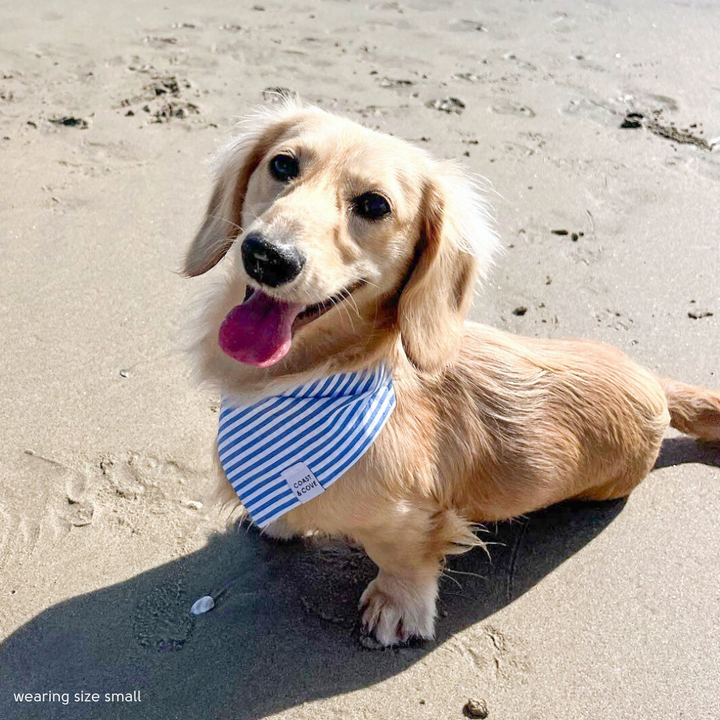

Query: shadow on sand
[1,438,717,719]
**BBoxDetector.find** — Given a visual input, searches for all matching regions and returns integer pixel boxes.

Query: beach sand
[1,0,718,718]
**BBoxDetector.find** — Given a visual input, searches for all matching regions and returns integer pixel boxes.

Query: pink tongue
[219,291,303,367]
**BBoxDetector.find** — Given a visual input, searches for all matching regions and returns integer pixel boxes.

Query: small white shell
[190,595,215,616]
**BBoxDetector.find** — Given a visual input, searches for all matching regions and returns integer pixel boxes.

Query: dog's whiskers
[335,290,359,332]
[208,213,243,233]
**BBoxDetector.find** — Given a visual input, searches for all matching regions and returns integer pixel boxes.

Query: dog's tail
[660,378,720,441]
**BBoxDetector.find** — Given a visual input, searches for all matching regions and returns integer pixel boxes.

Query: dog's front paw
[359,572,437,647]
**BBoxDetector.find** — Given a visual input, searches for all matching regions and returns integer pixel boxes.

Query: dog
[183,100,720,647]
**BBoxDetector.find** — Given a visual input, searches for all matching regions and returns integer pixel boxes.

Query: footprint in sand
[491,100,535,118]
[22,450,97,531]
[133,580,196,652]
[60,468,95,527]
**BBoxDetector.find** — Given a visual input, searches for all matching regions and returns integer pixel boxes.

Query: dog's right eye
[269,154,300,183]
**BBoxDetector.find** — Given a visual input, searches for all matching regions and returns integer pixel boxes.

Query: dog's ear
[183,105,300,277]
[397,169,498,372]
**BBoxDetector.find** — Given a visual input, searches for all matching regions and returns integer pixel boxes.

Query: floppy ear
[398,169,498,372]
[183,105,301,277]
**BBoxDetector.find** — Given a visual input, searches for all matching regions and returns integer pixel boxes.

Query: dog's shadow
[1,438,717,720]
[653,435,720,469]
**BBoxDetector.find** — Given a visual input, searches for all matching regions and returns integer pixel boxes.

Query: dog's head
[185,101,498,376]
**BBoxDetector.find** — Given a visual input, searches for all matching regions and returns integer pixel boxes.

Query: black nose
[241,233,306,288]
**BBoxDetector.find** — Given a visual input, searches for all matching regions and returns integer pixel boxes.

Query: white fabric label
[280,462,325,504]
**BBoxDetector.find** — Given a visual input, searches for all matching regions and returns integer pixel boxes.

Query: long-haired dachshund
[183,100,720,647]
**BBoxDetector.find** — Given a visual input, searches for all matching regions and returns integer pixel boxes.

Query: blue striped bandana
[217,365,396,528]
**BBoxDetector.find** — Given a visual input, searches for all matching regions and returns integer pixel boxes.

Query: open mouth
[293,281,364,329]
[218,280,365,367]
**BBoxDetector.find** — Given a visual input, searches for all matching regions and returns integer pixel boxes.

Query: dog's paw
[358,572,437,647]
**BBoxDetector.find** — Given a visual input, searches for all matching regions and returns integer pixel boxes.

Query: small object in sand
[551,229,569,235]
[183,500,203,510]
[119,369,130,378]
[450,19,487,33]
[49,116,89,129]
[463,698,489,718]
[427,97,465,114]
[688,309,713,319]
[378,77,414,88]
[512,306,527,317]
[620,112,644,129]
[190,595,215,616]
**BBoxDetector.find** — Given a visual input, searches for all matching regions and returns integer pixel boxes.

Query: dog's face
[240,118,426,302]
[185,103,498,376]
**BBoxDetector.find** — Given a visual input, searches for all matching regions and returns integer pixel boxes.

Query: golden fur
[184,101,720,647]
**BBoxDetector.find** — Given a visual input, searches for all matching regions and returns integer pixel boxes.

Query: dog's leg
[355,507,478,647]
[357,537,440,647]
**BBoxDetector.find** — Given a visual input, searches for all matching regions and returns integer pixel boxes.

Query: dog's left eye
[269,154,300,183]
[353,192,391,220]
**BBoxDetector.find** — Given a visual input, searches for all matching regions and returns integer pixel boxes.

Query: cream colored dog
[184,101,720,647]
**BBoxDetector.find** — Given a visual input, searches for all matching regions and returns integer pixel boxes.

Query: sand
[1,0,719,718]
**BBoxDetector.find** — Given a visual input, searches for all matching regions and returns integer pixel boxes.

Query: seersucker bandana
[217,365,396,528]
